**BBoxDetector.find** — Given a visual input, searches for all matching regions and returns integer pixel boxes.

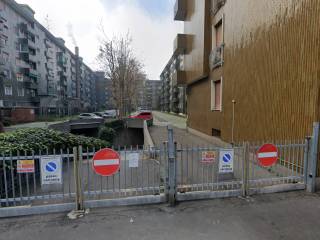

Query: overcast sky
[16,0,183,79]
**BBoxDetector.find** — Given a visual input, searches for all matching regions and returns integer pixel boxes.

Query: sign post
[41,156,62,185]
[17,159,35,173]
[92,148,120,176]
[219,149,234,173]
[257,144,278,167]
[201,151,217,164]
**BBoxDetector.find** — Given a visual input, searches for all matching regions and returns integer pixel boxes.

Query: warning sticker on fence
[201,151,217,163]
[219,149,234,173]
[40,156,62,185]
[17,160,35,173]
[128,153,139,168]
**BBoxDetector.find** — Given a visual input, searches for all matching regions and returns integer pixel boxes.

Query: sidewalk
[1,192,319,240]
[151,111,227,147]
[153,111,187,129]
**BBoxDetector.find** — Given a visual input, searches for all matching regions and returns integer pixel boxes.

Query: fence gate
[0,123,318,217]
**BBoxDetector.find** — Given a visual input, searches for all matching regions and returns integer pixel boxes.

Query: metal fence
[0,146,166,208]
[1,124,318,218]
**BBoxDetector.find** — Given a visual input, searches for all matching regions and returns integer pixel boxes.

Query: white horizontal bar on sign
[258,152,277,158]
[94,159,119,166]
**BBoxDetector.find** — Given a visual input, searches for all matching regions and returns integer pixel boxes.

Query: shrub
[0,128,109,154]
[2,117,12,127]
[99,127,116,143]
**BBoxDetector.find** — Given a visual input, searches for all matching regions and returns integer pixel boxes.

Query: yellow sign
[17,160,35,173]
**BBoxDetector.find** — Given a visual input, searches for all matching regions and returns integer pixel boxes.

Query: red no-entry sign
[92,148,120,176]
[257,144,278,167]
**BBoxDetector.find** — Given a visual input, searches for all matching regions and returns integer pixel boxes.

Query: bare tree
[97,33,146,118]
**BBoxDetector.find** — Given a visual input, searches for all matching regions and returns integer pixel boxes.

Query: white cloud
[16,0,183,79]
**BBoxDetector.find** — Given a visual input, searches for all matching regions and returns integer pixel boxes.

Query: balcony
[28,53,37,62]
[0,38,5,48]
[30,96,40,103]
[57,52,67,67]
[29,68,38,78]
[174,0,187,21]
[172,70,186,86]
[173,34,189,55]
[24,81,38,90]
[212,0,226,14]
[209,44,224,70]
[0,56,5,65]
[44,39,53,49]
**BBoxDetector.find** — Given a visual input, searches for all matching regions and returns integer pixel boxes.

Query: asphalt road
[1,191,320,240]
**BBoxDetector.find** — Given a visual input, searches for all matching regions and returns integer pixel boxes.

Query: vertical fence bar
[24,150,30,204]
[73,146,84,211]
[303,138,310,184]
[242,142,249,197]
[9,151,16,206]
[67,148,71,198]
[2,153,9,207]
[136,145,139,195]
[32,150,36,200]
[167,125,176,206]
[124,146,127,196]
[86,147,90,199]
[17,151,23,204]
[152,146,156,195]
[147,145,150,192]
[118,145,121,197]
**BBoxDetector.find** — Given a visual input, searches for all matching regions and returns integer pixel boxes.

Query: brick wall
[11,108,36,124]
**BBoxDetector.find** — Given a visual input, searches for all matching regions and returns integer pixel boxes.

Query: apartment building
[144,80,161,111]
[94,71,116,111]
[174,0,320,144]
[0,0,98,120]
[160,51,187,115]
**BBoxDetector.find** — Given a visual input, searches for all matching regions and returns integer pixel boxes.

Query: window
[211,79,222,111]
[16,73,23,82]
[4,86,12,96]
[212,128,221,137]
[18,88,24,97]
[215,21,223,47]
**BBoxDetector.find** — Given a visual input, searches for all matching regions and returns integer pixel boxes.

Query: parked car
[94,112,111,119]
[79,113,103,120]
[128,111,153,126]
[104,110,117,118]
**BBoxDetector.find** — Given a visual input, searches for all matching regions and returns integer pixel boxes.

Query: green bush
[2,117,12,127]
[0,128,109,154]
[99,127,116,143]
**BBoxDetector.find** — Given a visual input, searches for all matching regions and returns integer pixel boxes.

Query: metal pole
[242,142,249,197]
[73,146,84,211]
[231,100,236,145]
[303,137,310,185]
[167,125,176,206]
[307,122,319,193]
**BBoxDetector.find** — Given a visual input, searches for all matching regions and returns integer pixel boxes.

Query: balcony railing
[212,0,226,15]
[209,44,224,70]
[173,34,189,55]
[174,0,187,21]
[172,70,186,86]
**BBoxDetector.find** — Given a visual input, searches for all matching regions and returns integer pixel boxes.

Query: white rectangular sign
[128,153,139,168]
[41,156,62,185]
[219,149,234,173]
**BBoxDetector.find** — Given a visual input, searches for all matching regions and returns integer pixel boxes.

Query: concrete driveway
[1,191,320,240]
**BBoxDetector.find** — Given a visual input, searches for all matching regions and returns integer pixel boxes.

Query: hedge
[0,128,109,154]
